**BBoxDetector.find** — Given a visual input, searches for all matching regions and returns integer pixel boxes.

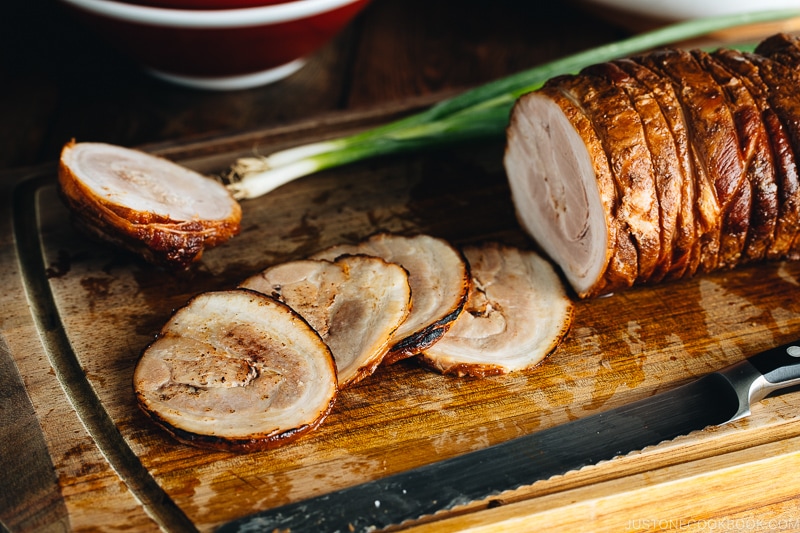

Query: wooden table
[3,1,800,531]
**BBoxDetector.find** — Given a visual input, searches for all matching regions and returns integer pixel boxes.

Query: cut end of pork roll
[419,243,574,377]
[240,255,412,388]
[504,93,609,298]
[59,141,242,268]
[133,289,337,452]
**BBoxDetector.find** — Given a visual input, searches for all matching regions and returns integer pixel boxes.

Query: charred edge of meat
[578,63,663,284]
[695,50,779,266]
[136,395,336,453]
[60,179,241,268]
[552,79,640,291]
[385,324,449,365]
[637,49,742,274]
[63,198,212,268]
[755,33,800,68]
[753,35,800,257]
[70,210,206,267]
[384,271,470,364]
[59,178,242,248]
[691,50,752,268]
[590,60,685,283]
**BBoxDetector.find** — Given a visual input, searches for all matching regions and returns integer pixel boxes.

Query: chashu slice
[504,88,615,298]
[419,243,573,377]
[133,289,337,452]
[240,255,412,387]
[311,233,470,364]
[59,141,241,268]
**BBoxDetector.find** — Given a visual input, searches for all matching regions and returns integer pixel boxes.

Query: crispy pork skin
[240,255,412,387]
[133,289,337,452]
[59,141,241,268]
[419,243,573,377]
[505,34,800,297]
[312,233,470,363]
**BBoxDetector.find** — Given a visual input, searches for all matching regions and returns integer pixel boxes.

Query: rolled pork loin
[504,33,800,298]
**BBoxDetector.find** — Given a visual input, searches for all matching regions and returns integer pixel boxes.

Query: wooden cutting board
[3,102,800,532]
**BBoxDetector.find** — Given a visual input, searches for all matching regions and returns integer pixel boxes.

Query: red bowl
[58,0,371,89]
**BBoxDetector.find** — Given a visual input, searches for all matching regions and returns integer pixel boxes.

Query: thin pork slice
[133,289,337,452]
[713,48,795,260]
[419,243,573,377]
[637,49,743,272]
[58,141,241,268]
[589,60,683,283]
[311,233,470,363]
[240,255,411,387]
[615,57,701,279]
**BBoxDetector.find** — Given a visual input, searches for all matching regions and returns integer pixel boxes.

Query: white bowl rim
[582,0,800,20]
[58,0,367,28]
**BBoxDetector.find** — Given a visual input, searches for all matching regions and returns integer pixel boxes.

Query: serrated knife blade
[217,340,800,533]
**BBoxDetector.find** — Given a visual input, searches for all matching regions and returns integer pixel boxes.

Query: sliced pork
[311,233,470,363]
[133,289,337,452]
[419,243,573,377]
[240,255,412,387]
[58,141,241,268]
[505,33,800,298]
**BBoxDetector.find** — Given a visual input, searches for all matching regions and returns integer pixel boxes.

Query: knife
[217,339,800,533]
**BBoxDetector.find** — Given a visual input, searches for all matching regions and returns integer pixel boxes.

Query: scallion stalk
[226,9,800,200]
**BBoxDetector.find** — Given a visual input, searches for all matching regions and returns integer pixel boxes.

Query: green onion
[226,9,800,200]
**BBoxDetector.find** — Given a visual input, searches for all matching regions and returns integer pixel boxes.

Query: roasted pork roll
[505,33,800,298]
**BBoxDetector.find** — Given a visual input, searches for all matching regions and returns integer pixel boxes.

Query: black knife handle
[748,339,800,385]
